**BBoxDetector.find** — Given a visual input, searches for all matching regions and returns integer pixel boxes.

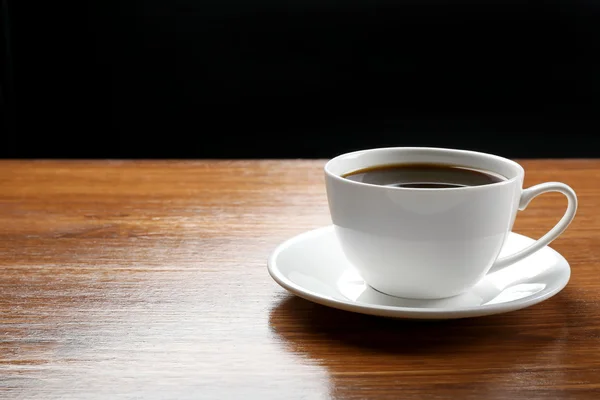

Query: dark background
[1,1,599,159]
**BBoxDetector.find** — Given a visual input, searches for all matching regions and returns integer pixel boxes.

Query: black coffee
[342,163,505,188]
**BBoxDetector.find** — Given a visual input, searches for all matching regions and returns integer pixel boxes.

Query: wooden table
[1,160,599,399]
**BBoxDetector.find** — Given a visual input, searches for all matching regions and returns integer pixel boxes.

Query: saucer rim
[267,225,571,319]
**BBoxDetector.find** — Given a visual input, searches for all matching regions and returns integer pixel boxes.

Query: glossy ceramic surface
[324,147,576,299]
[267,225,571,319]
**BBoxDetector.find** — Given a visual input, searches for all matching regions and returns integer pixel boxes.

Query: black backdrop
[2,1,599,158]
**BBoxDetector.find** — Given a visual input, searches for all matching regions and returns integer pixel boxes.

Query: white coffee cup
[324,147,577,299]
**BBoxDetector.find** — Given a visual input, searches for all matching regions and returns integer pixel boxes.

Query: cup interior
[325,147,523,188]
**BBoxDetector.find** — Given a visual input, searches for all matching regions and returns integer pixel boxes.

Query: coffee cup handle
[488,182,578,274]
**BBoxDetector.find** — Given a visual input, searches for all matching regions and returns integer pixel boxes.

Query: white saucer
[267,226,571,319]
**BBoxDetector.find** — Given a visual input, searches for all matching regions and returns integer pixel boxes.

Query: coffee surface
[342,163,505,188]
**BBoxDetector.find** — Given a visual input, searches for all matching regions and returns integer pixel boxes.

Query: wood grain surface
[0,159,598,399]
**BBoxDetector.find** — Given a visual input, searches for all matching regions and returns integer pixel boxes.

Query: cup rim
[324,147,525,192]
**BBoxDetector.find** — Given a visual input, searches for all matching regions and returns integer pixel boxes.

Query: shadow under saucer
[268,293,576,399]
